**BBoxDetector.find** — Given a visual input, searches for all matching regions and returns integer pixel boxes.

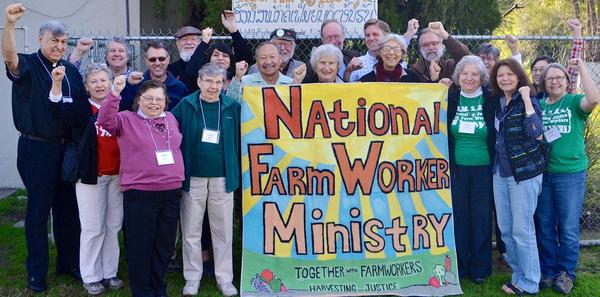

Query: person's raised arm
[97,75,127,135]
[571,58,600,113]
[403,18,419,47]
[429,21,470,61]
[222,10,253,64]
[68,38,94,65]
[2,3,26,76]
[567,19,584,93]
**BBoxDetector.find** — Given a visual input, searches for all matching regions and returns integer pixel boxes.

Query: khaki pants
[76,175,123,283]
[181,177,233,284]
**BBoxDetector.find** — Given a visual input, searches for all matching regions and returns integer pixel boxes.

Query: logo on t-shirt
[543,107,572,134]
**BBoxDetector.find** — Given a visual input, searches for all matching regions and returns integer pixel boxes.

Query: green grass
[0,192,599,297]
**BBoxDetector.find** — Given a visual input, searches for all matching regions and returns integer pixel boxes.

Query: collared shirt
[226,72,293,103]
[6,50,85,140]
[348,52,378,82]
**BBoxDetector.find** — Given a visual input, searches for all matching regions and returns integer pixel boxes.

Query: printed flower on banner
[250,269,288,294]
[428,254,457,288]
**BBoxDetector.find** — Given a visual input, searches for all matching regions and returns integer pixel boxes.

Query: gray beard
[179,52,192,62]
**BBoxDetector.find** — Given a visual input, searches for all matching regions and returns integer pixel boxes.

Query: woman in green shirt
[535,58,600,294]
[446,55,498,284]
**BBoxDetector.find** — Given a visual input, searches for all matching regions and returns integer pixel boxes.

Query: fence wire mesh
[68,30,600,241]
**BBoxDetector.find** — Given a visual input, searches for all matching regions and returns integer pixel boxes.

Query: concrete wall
[0,0,140,188]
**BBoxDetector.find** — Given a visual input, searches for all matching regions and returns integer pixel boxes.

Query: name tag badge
[156,150,175,166]
[544,127,562,143]
[494,117,500,131]
[202,129,220,144]
[458,121,476,134]
[62,97,73,103]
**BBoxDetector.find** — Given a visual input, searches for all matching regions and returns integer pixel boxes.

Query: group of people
[2,2,597,297]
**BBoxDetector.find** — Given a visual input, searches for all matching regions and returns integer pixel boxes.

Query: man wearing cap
[3,3,84,292]
[169,26,203,81]
[247,28,305,78]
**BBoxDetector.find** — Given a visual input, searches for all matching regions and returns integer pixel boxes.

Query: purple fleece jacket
[97,92,184,191]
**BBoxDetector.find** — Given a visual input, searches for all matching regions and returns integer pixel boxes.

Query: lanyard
[198,98,221,131]
[542,94,566,115]
[144,117,171,152]
[36,52,72,98]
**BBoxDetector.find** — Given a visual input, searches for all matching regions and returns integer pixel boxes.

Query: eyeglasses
[381,45,404,53]
[140,95,166,103]
[545,75,566,82]
[201,79,224,86]
[531,67,546,73]
[146,56,167,63]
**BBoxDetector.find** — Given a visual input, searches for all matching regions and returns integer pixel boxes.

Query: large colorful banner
[240,83,461,296]
[232,0,377,38]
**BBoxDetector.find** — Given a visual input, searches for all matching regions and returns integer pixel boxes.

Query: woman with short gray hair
[52,63,125,295]
[304,44,344,83]
[171,63,241,297]
[445,55,498,284]
[360,33,419,82]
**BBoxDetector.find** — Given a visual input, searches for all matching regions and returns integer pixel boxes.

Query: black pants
[451,164,493,279]
[17,136,80,282]
[124,188,181,297]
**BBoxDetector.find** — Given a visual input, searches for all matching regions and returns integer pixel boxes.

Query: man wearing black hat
[248,28,305,77]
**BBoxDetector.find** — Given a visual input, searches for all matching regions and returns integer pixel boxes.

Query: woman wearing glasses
[171,63,241,297]
[535,58,600,294]
[97,78,184,297]
[359,34,419,83]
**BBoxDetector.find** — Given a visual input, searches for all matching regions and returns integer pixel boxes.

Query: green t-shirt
[189,99,226,177]
[540,93,589,173]
[451,94,491,166]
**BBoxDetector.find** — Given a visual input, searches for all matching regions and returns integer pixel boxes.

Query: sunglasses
[146,56,167,63]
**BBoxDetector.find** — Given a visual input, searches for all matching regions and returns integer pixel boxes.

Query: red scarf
[375,62,405,82]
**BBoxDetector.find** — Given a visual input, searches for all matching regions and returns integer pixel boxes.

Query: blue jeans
[535,170,586,281]
[493,173,542,293]
[451,164,493,279]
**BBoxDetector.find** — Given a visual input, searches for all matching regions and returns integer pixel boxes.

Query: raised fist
[568,57,584,70]
[5,3,25,24]
[75,38,94,54]
[346,57,363,72]
[202,27,213,44]
[51,66,65,83]
[518,86,531,98]
[428,22,449,40]
[292,63,307,84]
[113,75,126,94]
[127,71,144,85]
[234,60,248,80]
[505,34,519,54]
[567,19,582,37]
[405,18,419,37]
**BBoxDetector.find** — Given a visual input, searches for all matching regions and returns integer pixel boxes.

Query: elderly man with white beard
[409,21,470,83]
[168,26,202,80]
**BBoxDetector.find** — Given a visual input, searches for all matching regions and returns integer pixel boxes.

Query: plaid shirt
[568,37,584,93]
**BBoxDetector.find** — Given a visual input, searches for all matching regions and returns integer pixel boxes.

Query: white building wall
[0,0,140,187]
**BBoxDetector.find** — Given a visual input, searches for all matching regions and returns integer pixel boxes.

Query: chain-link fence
[68,30,600,242]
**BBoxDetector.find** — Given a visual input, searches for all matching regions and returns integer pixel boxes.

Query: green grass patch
[0,192,598,296]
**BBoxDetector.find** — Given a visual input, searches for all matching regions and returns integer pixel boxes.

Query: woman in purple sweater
[97,77,184,297]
